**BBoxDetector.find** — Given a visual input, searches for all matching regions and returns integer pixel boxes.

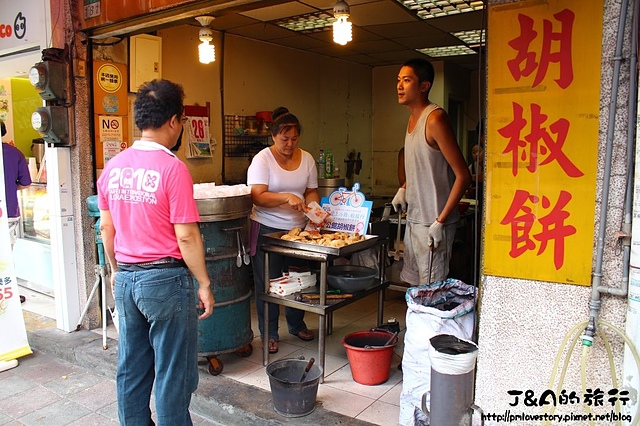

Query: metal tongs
[224,226,251,267]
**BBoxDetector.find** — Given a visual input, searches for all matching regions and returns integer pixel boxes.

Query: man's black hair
[403,58,435,85]
[133,80,185,131]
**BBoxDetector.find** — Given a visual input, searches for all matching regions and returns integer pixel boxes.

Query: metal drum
[195,194,254,375]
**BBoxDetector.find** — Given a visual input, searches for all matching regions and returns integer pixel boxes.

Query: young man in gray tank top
[392,58,471,285]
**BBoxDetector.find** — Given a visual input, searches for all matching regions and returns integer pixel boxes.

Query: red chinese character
[498,102,583,177]
[501,190,576,270]
[534,190,576,269]
[507,9,575,89]
[501,190,538,258]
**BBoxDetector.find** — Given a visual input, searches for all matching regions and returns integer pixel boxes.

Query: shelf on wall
[223,115,271,158]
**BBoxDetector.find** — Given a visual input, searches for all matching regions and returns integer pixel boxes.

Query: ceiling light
[195,16,215,64]
[273,11,334,33]
[452,29,485,46]
[333,1,352,46]
[417,45,477,57]
[396,0,484,20]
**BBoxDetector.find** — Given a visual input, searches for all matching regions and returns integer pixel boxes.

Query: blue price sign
[318,183,372,235]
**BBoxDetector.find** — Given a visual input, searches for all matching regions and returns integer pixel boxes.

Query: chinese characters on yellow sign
[485,0,603,285]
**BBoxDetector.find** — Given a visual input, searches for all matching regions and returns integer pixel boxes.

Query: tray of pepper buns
[263,227,379,256]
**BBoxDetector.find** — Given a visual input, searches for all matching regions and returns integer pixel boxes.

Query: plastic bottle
[324,149,334,179]
[233,115,244,135]
[333,164,340,178]
[317,149,325,180]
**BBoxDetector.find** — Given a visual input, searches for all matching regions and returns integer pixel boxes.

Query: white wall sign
[0,0,49,56]
[99,115,123,141]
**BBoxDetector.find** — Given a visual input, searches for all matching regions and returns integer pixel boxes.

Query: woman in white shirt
[247,107,319,354]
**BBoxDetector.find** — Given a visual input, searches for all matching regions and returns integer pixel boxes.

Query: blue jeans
[251,222,308,340]
[114,267,198,426]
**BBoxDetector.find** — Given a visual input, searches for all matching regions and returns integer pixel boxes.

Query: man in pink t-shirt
[97,79,214,426]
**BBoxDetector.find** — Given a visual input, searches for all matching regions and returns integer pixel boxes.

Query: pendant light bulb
[333,1,352,46]
[195,16,216,64]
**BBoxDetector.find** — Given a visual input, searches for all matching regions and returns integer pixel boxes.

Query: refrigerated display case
[19,183,50,242]
[15,182,54,296]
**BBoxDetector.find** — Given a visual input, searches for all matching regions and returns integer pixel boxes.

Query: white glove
[428,220,444,249]
[391,188,407,212]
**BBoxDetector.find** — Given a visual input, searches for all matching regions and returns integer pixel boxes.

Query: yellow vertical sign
[485,0,603,285]
[93,61,128,169]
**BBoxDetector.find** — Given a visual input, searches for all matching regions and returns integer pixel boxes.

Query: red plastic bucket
[342,330,398,385]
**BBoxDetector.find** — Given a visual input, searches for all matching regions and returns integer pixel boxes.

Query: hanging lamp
[195,16,215,64]
[333,1,353,46]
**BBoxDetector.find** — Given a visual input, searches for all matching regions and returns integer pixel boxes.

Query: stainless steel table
[258,238,389,382]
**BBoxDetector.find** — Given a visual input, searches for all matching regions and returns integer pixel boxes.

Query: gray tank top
[405,103,459,225]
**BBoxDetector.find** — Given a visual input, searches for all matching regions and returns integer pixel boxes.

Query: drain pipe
[597,0,639,300]
[624,0,640,418]
[583,0,631,346]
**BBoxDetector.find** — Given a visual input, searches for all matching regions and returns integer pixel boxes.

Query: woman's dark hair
[403,58,435,96]
[0,118,6,137]
[270,106,301,136]
[134,79,185,131]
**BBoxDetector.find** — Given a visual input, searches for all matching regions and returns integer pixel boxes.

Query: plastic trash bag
[399,278,477,426]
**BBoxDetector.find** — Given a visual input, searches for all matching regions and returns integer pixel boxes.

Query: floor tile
[0,411,13,425]
[97,401,119,422]
[0,386,61,418]
[356,400,401,426]
[43,370,107,397]
[67,379,118,411]
[0,375,38,400]
[234,365,271,391]
[379,381,403,405]
[323,363,402,400]
[18,399,90,426]
[316,385,375,417]
[203,356,263,380]
[17,286,56,319]
[18,359,79,385]
[67,412,119,425]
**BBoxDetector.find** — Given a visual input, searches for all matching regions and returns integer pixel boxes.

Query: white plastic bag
[399,278,477,426]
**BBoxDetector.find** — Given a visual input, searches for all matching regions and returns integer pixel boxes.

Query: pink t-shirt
[97,140,200,263]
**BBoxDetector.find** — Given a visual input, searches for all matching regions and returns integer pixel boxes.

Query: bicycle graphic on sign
[329,183,365,208]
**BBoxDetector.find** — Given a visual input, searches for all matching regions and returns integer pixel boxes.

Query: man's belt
[117,257,186,272]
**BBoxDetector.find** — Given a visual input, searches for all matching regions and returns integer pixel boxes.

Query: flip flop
[268,339,278,354]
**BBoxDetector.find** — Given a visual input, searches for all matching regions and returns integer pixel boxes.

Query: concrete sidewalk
[1,311,373,425]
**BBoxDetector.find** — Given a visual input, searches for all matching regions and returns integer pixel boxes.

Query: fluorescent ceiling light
[396,0,484,19]
[417,45,477,57]
[273,11,334,33]
[452,29,485,46]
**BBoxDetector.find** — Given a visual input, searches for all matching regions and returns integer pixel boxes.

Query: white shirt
[247,147,318,230]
